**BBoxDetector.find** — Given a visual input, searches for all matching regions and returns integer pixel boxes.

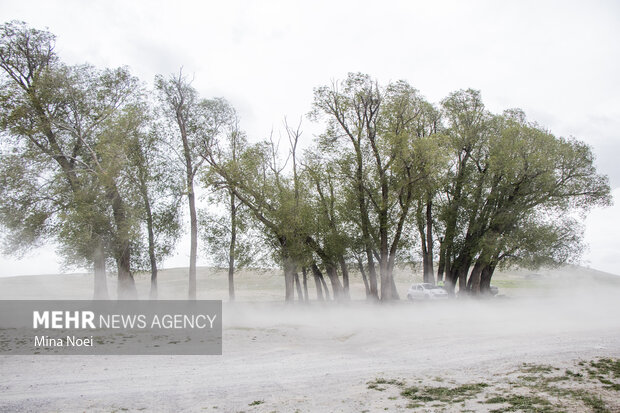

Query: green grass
[365,359,619,412]
[400,383,489,404]
[579,394,609,413]
[582,358,620,390]
[519,363,559,374]
[369,378,405,386]
[367,377,405,391]
[588,358,620,390]
[483,394,557,413]
[367,383,385,391]
[367,377,489,407]
[511,359,619,413]
[564,369,583,379]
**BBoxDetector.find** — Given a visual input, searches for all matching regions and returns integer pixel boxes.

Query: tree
[124,110,183,299]
[2,24,610,304]
[310,74,433,300]
[0,21,143,298]
[409,102,446,284]
[202,120,331,301]
[435,98,612,294]
[302,148,352,299]
[201,110,257,301]
[434,89,490,291]
[155,71,205,299]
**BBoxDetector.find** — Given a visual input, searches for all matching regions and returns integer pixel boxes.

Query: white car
[407,283,448,301]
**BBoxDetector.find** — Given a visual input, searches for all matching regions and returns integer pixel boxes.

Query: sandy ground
[0,267,619,412]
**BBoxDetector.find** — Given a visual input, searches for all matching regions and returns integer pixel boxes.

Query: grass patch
[366,359,618,412]
[483,394,557,413]
[367,377,488,406]
[248,400,264,406]
[564,369,583,379]
[589,358,620,378]
[587,358,620,390]
[580,394,609,413]
[405,402,422,409]
[372,378,405,386]
[400,383,489,404]
[519,363,558,374]
[509,359,618,412]
[367,377,404,391]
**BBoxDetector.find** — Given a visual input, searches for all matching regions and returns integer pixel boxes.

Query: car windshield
[420,283,434,289]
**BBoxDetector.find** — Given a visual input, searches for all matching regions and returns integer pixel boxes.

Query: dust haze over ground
[0,266,619,412]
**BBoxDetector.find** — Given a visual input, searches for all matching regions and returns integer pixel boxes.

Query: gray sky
[1,0,619,276]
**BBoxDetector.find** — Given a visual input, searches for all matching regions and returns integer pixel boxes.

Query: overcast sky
[1,0,619,276]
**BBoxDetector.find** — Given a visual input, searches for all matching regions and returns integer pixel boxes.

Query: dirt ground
[0,266,619,412]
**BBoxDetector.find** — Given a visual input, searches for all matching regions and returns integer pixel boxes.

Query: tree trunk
[176,98,198,300]
[107,184,136,299]
[188,183,197,300]
[311,263,331,301]
[142,188,158,300]
[389,272,400,299]
[338,256,350,299]
[320,275,331,301]
[383,252,400,301]
[425,199,435,284]
[379,257,391,300]
[284,257,295,302]
[421,246,430,282]
[326,265,343,300]
[228,191,236,301]
[440,152,470,288]
[480,262,496,293]
[115,244,135,299]
[457,264,470,293]
[357,258,370,297]
[444,243,453,287]
[366,250,379,299]
[93,242,108,300]
[302,267,309,302]
[467,259,483,295]
[311,263,324,301]
[437,237,445,283]
[420,232,433,284]
[354,144,378,300]
[148,249,158,300]
[445,247,474,295]
[293,271,304,301]
[445,265,462,295]
[379,214,393,301]
[416,200,434,284]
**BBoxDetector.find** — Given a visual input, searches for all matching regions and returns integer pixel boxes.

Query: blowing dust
[0,266,619,412]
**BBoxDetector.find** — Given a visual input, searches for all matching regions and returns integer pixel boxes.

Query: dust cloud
[1,266,619,411]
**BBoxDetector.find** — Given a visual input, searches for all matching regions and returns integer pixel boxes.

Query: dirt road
[2,289,619,412]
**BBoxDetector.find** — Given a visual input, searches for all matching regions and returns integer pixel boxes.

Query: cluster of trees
[0,22,611,301]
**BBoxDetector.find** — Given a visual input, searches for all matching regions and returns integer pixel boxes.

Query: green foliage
[365,358,618,412]
[1,22,612,299]
[0,21,175,291]
[433,89,611,290]
[483,394,556,412]
[399,383,489,404]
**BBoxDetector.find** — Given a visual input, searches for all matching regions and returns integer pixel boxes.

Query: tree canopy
[0,21,611,301]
